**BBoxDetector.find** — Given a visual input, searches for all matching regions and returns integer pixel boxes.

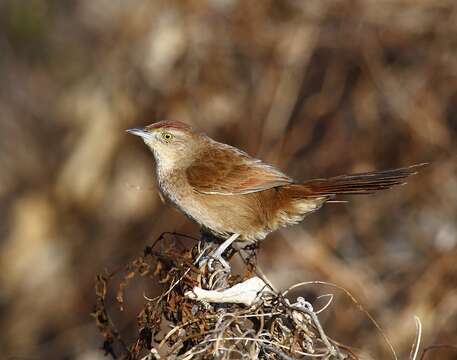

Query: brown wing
[301,163,427,196]
[186,144,292,195]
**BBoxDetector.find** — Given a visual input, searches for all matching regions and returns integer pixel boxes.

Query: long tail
[302,163,427,197]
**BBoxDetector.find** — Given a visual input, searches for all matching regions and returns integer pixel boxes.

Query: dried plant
[94,232,367,359]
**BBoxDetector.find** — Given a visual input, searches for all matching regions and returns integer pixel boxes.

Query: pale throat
[153,154,189,206]
[151,148,189,187]
[153,151,179,171]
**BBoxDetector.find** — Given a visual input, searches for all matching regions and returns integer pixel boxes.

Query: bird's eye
[161,132,173,142]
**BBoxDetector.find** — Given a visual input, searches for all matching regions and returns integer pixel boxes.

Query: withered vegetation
[94,233,358,359]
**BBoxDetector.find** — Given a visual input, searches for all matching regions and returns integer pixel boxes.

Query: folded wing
[186,144,292,195]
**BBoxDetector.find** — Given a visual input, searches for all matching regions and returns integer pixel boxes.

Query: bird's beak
[126,128,150,139]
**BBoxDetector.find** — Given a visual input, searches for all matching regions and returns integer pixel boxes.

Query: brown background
[1,0,456,359]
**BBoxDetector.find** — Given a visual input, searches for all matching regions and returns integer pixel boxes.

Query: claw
[198,255,209,269]
[198,233,240,272]
[198,254,231,272]
[209,255,230,272]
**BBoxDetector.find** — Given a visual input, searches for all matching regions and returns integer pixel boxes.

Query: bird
[127,120,426,270]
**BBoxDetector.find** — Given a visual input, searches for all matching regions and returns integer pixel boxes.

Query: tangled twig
[93,232,423,359]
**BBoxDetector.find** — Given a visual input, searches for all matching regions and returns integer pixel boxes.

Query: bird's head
[127,121,203,169]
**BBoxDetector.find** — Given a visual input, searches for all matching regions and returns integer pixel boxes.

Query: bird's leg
[201,233,240,272]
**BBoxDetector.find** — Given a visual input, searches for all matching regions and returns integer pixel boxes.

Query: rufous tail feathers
[302,163,427,197]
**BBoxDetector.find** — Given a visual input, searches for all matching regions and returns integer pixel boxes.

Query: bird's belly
[178,196,243,237]
[175,192,272,241]
[158,180,232,237]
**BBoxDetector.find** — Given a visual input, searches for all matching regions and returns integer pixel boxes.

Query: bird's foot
[198,254,230,272]
[197,233,240,273]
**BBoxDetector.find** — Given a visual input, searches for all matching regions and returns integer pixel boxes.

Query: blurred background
[1,0,456,359]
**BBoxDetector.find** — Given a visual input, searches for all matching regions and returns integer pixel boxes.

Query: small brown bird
[127,121,425,268]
